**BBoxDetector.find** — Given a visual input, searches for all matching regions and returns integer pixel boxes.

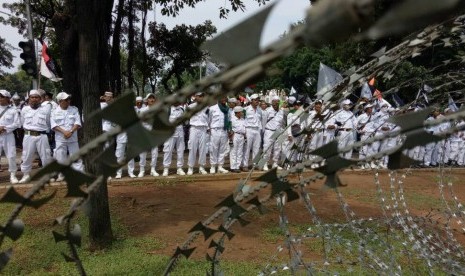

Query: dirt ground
[106,169,465,263]
[2,167,465,264]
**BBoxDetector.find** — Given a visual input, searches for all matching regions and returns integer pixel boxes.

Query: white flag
[316,63,343,97]
[205,61,220,76]
[290,86,297,95]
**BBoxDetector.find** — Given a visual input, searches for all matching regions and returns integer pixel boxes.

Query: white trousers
[163,136,184,168]
[115,141,126,175]
[21,134,52,174]
[448,140,460,163]
[263,129,281,164]
[54,140,84,172]
[230,133,245,170]
[210,128,228,166]
[128,147,158,173]
[0,133,17,173]
[188,126,208,168]
[243,128,261,167]
[457,141,465,165]
[337,130,355,159]
[424,141,444,166]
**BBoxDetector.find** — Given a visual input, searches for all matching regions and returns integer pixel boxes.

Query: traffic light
[18,40,38,77]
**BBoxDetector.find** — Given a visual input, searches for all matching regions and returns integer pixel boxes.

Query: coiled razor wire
[1,1,465,275]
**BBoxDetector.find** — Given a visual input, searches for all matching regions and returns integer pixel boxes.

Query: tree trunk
[52,4,81,110]
[140,5,148,96]
[109,0,125,96]
[77,0,114,248]
[127,0,135,93]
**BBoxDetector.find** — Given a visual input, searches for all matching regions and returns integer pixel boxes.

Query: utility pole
[24,0,37,89]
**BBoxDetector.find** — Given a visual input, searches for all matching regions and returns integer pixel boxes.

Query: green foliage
[0,36,14,74]
[0,71,61,96]
[147,21,217,93]
[155,0,271,19]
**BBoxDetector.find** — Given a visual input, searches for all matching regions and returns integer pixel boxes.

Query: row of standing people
[107,92,282,178]
[0,89,81,184]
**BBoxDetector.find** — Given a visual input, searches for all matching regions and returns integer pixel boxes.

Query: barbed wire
[1,1,465,274]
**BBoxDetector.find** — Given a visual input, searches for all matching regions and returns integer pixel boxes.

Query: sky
[1,0,310,73]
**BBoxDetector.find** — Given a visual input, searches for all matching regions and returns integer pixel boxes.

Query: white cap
[136,96,143,102]
[12,93,20,100]
[314,99,323,104]
[233,106,244,113]
[195,92,204,96]
[37,89,46,96]
[144,93,156,100]
[29,90,40,96]
[250,94,259,100]
[228,98,237,103]
[104,91,113,97]
[288,96,296,105]
[342,99,352,105]
[56,92,71,101]
[0,89,11,98]
[272,96,280,101]
[364,103,374,109]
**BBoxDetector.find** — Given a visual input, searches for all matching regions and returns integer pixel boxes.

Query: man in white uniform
[128,96,148,178]
[128,93,160,177]
[328,99,356,159]
[230,106,246,173]
[424,108,448,167]
[19,90,53,183]
[100,91,128,179]
[242,94,262,171]
[262,96,284,170]
[162,103,186,176]
[356,103,379,168]
[283,97,304,164]
[51,92,83,181]
[0,90,21,184]
[187,92,209,175]
[208,97,231,174]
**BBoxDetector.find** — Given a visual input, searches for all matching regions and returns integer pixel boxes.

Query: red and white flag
[40,40,62,82]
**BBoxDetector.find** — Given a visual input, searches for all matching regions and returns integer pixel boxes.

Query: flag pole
[37,51,42,89]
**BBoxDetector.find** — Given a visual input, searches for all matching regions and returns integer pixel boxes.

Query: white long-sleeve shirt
[169,105,185,137]
[209,104,229,129]
[264,107,284,131]
[188,102,209,127]
[244,105,262,129]
[0,105,20,134]
[232,116,246,135]
[100,102,113,132]
[332,109,356,129]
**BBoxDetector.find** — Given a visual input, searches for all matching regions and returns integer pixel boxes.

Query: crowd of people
[1,88,464,184]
